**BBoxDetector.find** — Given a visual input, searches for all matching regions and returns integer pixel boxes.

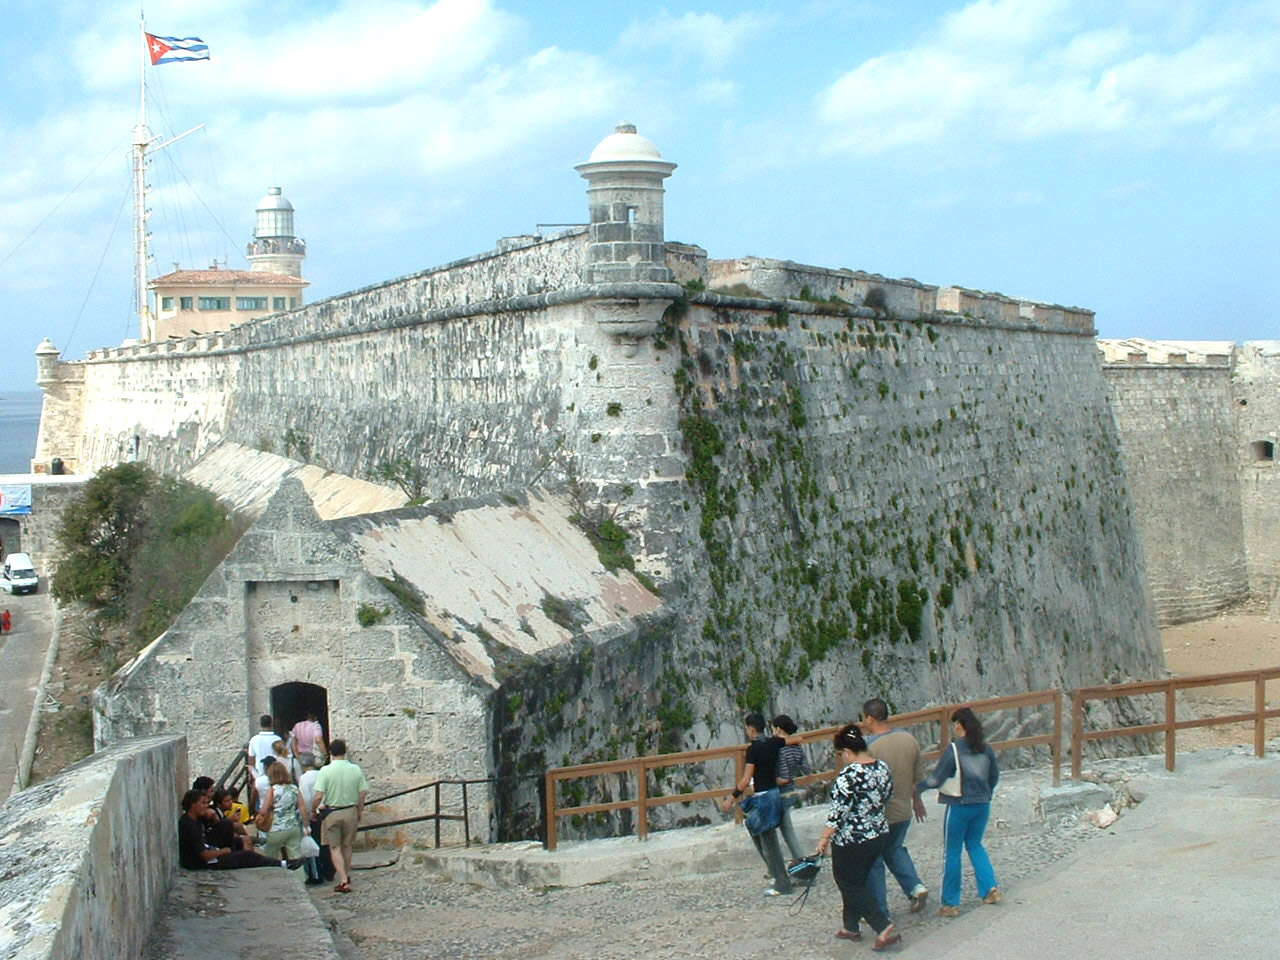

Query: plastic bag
[300,834,320,858]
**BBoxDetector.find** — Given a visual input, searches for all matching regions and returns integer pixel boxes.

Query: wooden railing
[1070,666,1280,779]
[543,688,1061,850]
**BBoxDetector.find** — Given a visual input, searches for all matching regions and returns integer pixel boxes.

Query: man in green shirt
[312,739,370,893]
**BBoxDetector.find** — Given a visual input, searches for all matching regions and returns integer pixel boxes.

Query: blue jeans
[778,791,806,861]
[942,802,997,906]
[868,818,923,917]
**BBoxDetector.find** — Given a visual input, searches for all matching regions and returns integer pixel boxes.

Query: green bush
[52,464,246,650]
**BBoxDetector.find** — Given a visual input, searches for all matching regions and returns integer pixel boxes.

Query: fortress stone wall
[1231,343,1280,605]
[1101,357,1249,624]
[34,127,1215,837]
[1099,340,1280,624]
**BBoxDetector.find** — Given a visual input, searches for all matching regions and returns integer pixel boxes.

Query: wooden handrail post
[1070,690,1083,780]
[1164,685,1177,772]
[544,772,558,851]
[1052,689,1062,787]
[1255,674,1266,759]
[636,759,649,842]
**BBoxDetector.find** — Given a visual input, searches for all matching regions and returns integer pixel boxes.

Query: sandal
[872,926,901,952]
[835,929,862,941]
[334,881,352,893]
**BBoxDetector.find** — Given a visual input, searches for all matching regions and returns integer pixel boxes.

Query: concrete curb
[16,598,61,792]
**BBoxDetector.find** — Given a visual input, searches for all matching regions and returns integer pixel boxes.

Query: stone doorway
[0,518,20,558]
[270,681,330,755]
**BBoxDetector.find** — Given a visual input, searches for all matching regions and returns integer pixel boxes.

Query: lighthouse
[246,186,306,278]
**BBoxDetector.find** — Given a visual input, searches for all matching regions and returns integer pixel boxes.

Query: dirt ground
[1159,610,1280,749]
[28,604,124,784]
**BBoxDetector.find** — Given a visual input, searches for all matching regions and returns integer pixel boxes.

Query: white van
[1,553,38,595]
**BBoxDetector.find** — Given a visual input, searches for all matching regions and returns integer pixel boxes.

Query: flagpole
[133,12,152,341]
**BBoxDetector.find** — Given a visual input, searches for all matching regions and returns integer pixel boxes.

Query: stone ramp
[405,769,1114,890]
[143,870,344,960]
[914,747,1280,960]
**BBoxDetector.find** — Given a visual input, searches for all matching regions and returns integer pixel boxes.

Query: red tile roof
[149,269,308,287]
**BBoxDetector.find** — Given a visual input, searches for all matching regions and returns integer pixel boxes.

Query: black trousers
[208,849,279,870]
[832,834,891,935]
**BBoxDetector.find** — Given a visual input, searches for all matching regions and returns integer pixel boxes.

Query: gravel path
[315,815,1104,959]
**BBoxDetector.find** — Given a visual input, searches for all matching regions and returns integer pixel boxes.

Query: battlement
[1098,338,1234,366]
[703,256,1094,333]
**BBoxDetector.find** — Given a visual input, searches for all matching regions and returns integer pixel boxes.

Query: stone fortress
[27,124,1280,840]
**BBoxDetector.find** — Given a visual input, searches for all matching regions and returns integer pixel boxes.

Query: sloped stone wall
[1102,361,1248,624]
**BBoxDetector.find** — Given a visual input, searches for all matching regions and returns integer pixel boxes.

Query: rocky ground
[315,811,1106,960]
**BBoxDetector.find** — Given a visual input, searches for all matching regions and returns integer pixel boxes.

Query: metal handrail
[1070,666,1280,778]
[214,744,249,796]
[543,689,1061,850]
[359,775,538,848]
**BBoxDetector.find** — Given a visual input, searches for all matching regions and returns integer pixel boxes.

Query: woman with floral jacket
[815,723,901,951]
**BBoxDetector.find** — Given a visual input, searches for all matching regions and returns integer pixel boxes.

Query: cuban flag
[145,33,210,65]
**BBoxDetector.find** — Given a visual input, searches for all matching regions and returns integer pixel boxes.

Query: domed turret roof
[256,187,294,212]
[587,124,665,163]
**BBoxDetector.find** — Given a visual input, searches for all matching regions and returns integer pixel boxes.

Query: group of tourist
[178,714,369,895]
[725,699,1001,952]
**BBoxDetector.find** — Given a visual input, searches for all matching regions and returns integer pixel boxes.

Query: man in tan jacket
[862,697,929,917]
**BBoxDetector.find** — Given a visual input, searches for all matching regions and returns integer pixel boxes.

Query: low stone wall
[0,735,186,960]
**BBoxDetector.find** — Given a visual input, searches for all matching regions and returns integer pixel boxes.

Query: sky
[0,0,1277,389]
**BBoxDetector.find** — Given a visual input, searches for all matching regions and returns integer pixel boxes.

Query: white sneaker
[763,886,784,897]
[909,884,929,913]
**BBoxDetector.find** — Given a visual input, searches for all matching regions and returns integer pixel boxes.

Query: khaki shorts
[320,807,358,848]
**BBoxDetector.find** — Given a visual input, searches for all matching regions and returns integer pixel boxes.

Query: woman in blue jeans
[918,706,1001,915]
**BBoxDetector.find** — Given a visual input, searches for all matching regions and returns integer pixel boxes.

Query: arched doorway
[269,681,330,753]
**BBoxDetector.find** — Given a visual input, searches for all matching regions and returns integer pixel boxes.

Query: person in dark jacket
[918,706,1001,915]
[720,713,793,896]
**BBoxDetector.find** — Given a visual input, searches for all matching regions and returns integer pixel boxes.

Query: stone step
[143,868,343,960]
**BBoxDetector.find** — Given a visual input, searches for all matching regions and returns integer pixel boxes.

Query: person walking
[719,712,793,896]
[297,752,333,885]
[771,714,808,862]
[312,739,369,894]
[246,714,282,780]
[861,696,929,917]
[290,711,325,764]
[918,706,1001,916]
[814,723,900,951]
[2,609,10,633]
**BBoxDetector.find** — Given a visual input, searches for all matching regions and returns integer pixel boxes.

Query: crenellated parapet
[1097,337,1234,366]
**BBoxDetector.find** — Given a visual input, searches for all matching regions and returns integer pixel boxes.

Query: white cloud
[618,10,766,68]
[817,0,1280,154]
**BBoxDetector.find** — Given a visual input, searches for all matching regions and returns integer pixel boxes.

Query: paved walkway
[0,590,54,802]
[918,747,1280,959]
[144,869,344,960]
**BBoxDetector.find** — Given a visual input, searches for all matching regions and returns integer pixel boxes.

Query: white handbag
[939,742,963,797]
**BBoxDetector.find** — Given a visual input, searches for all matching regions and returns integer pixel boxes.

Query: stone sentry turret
[576,124,679,352]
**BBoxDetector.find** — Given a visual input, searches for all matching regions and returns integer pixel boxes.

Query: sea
[0,391,42,475]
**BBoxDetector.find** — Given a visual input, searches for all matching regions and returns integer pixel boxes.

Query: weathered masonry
[37,125,1227,837]
[1099,339,1280,625]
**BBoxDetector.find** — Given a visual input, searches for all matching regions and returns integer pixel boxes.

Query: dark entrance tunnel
[269,681,330,752]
